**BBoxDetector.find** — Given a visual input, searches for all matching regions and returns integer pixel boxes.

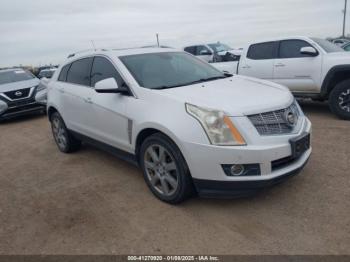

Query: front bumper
[0,101,45,120]
[181,117,312,197]
[193,155,309,198]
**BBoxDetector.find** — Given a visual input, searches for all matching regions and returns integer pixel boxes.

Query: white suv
[47,48,312,204]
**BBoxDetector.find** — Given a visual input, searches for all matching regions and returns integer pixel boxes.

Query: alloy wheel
[52,116,67,150]
[144,144,179,196]
[338,88,350,112]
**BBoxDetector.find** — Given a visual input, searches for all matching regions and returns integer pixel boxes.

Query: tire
[139,133,194,204]
[329,80,350,120]
[50,112,81,153]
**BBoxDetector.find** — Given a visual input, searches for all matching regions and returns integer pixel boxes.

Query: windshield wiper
[151,75,232,90]
[185,75,230,85]
[152,84,184,90]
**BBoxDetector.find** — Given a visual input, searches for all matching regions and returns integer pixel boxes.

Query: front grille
[7,97,36,108]
[248,101,300,135]
[4,87,31,100]
[4,102,42,115]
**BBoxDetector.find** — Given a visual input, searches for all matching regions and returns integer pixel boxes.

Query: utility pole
[156,33,160,47]
[343,0,348,37]
[91,40,97,51]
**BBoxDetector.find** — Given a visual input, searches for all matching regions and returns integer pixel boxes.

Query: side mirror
[300,46,318,56]
[94,77,129,95]
[199,50,212,56]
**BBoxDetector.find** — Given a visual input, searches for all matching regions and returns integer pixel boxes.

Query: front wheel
[329,80,350,120]
[139,133,194,204]
[51,112,81,153]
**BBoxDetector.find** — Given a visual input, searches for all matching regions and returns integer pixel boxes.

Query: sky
[0,0,348,67]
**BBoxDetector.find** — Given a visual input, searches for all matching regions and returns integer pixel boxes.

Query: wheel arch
[321,65,350,98]
[134,126,187,166]
[47,106,59,121]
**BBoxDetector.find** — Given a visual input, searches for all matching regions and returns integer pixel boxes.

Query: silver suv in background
[0,68,46,120]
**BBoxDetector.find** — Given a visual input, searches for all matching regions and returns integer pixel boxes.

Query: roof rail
[67,48,108,59]
[110,45,172,51]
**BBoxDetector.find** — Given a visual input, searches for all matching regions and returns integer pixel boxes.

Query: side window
[66,57,93,86]
[344,45,350,51]
[184,46,196,55]
[195,45,211,55]
[279,40,313,58]
[58,64,71,82]
[247,42,278,60]
[90,57,125,87]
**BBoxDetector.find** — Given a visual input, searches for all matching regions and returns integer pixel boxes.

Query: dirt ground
[0,100,349,255]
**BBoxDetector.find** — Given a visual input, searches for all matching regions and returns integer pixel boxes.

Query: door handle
[242,65,251,69]
[84,97,93,104]
[275,63,285,67]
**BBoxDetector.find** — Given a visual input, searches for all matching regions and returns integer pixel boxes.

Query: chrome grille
[248,102,300,135]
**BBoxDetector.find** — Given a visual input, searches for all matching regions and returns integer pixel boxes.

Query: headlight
[36,84,46,92]
[0,100,8,114]
[186,103,246,146]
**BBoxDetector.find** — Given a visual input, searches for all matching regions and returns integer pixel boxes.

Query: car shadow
[297,99,337,120]
[0,113,46,125]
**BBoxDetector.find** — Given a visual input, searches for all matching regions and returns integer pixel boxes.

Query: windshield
[39,70,55,78]
[208,43,232,53]
[311,38,344,53]
[0,69,35,85]
[120,52,226,89]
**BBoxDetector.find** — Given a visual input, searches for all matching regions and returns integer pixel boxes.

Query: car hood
[0,78,39,93]
[157,75,294,116]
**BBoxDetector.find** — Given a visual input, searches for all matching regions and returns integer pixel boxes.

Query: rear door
[273,39,322,92]
[239,41,278,80]
[63,57,95,135]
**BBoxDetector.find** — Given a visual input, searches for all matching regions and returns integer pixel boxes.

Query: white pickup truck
[184,37,350,120]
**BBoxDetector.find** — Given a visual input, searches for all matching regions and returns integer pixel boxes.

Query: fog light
[222,164,261,177]
[230,164,244,176]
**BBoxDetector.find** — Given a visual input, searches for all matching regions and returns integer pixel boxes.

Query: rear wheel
[51,112,81,153]
[139,133,194,204]
[329,80,350,120]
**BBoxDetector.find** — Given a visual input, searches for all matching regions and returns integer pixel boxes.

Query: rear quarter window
[58,64,71,82]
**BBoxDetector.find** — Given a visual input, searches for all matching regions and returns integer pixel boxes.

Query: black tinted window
[247,42,278,60]
[195,45,211,55]
[91,57,124,87]
[66,57,93,86]
[184,46,196,55]
[58,64,71,82]
[279,40,313,58]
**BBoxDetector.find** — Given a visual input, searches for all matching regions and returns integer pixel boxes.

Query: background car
[331,38,350,46]
[206,36,350,120]
[184,42,242,63]
[0,68,46,120]
[341,42,350,51]
[37,68,57,79]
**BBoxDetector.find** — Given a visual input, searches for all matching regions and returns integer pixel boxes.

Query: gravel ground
[0,100,349,255]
